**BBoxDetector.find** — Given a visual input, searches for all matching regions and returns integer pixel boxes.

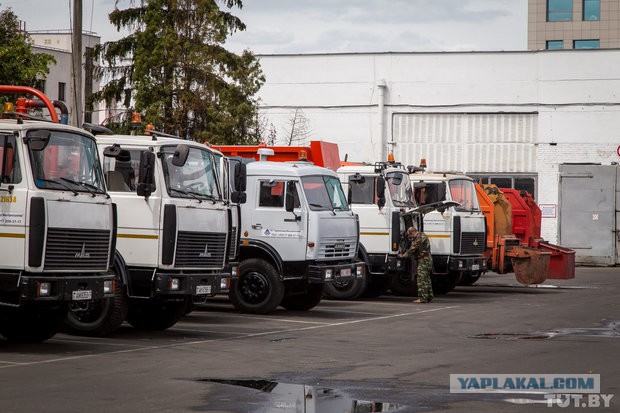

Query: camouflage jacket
[402,232,432,260]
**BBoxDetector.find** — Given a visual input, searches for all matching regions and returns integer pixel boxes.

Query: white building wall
[256,50,620,244]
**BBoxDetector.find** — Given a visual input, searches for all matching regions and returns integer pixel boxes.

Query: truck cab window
[348,175,376,204]
[0,134,21,184]
[103,149,140,192]
[259,180,285,207]
[415,182,446,205]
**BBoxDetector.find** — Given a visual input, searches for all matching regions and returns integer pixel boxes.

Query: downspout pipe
[377,79,387,161]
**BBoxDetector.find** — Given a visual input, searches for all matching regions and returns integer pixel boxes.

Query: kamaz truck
[229,148,364,314]
[0,86,116,342]
[64,122,237,335]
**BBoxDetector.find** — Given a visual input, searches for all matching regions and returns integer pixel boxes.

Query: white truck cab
[230,150,364,314]
[0,112,115,342]
[408,169,487,287]
[64,127,234,335]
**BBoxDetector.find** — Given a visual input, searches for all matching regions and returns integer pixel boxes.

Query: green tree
[94,0,265,144]
[0,6,55,87]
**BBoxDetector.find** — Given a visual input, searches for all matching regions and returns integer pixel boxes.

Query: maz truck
[0,86,116,342]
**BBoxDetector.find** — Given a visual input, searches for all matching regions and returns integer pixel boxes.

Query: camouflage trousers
[415,256,434,302]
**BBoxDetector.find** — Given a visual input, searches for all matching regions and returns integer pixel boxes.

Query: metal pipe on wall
[377,79,387,161]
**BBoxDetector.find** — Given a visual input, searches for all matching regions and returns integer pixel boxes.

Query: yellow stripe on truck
[117,234,159,240]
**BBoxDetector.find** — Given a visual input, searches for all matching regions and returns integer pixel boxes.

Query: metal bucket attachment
[506,246,551,285]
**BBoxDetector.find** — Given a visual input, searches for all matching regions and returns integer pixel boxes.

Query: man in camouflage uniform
[399,226,433,303]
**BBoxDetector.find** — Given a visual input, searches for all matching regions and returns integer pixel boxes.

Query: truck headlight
[325,269,333,280]
[170,278,181,291]
[356,264,365,277]
[103,280,114,294]
[220,277,230,290]
[37,282,51,297]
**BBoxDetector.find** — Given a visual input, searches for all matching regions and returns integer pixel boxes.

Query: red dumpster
[537,241,576,279]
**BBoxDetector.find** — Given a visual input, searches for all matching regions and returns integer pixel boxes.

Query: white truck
[0,86,116,342]
[408,167,487,288]
[64,125,236,335]
[337,161,419,298]
[229,149,364,314]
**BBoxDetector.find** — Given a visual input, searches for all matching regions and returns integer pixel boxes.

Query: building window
[574,39,600,48]
[34,79,45,93]
[547,0,573,21]
[58,82,66,102]
[469,174,537,200]
[583,0,600,21]
[546,40,564,50]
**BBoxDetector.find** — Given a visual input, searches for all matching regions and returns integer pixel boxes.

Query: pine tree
[93,0,264,144]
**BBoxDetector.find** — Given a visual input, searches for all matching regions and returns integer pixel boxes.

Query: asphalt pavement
[0,267,618,412]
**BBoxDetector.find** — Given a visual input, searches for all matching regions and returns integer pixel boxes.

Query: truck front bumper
[18,274,116,303]
[154,272,225,297]
[448,256,487,273]
[306,261,365,284]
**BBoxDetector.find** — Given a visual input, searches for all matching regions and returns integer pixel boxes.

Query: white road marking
[0,305,458,369]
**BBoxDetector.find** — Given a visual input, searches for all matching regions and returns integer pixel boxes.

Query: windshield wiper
[37,178,78,195]
[60,177,103,198]
[170,188,203,203]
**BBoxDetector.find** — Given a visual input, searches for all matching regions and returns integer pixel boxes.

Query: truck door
[250,179,307,262]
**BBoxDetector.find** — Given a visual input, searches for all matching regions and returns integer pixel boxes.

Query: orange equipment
[212,141,342,172]
[475,183,575,283]
[1,85,59,123]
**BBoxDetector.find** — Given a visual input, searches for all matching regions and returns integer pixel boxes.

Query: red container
[538,241,576,279]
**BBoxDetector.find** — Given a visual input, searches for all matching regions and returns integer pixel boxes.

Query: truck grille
[228,226,238,259]
[45,228,111,270]
[175,231,226,268]
[460,232,486,255]
[318,236,357,259]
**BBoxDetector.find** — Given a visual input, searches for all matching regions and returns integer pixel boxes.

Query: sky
[2,0,528,54]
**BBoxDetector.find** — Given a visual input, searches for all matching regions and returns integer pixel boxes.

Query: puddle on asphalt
[470,319,619,340]
[201,379,405,412]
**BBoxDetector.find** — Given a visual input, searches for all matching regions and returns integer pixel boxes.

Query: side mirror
[377,176,386,209]
[234,162,247,192]
[26,130,51,151]
[285,181,296,212]
[171,144,190,167]
[231,191,246,204]
[104,144,131,162]
[136,150,155,198]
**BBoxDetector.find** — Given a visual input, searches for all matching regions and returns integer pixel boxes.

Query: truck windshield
[449,179,480,211]
[161,146,221,201]
[301,175,349,211]
[29,131,106,193]
[386,171,415,208]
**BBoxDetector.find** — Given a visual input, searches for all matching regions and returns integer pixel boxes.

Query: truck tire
[389,272,419,297]
[0,306,66,343]
[432,273,461,295]
[281,284,325,311]
[63,271,128,337]
[459,271,481,286]
[229,258,284,314]
[362,276,391,298]
[323,274,368,300]
[126,298,187,330]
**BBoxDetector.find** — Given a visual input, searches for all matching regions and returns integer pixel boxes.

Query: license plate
[471,264,480,271]
[72,290,92,301]
[196,285,212,295]
[340,268,352,277]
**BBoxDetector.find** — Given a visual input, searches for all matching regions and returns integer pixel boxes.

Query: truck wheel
[126,298,187,330]
[63,274,128,337]
[323,274,368,300]
[281,284,325,311]
[432,273,461,295]
[459,271,481,286]
[229,258,284,314]
[389,272,419,297]
[0,306,66,343]
[362,276,391,298]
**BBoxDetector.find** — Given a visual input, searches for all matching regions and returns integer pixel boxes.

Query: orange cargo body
[212,141,342,172]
